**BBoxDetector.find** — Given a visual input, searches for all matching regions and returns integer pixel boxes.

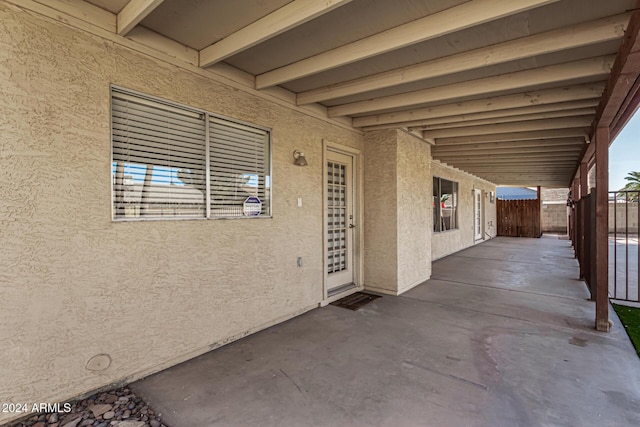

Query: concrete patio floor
[132,236,640,427]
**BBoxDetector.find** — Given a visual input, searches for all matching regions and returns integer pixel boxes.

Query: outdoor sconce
[293,150,308,166]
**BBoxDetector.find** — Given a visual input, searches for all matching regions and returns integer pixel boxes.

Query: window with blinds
[210,117,270,217]
[111,87,271,220]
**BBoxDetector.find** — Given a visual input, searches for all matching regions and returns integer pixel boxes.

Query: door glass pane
[328,160,348,275]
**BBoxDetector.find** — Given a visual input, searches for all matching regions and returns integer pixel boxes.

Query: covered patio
[4,1,640,424]
[132,236,640,427]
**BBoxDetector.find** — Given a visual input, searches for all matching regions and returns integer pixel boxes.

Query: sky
[610,109,640,191]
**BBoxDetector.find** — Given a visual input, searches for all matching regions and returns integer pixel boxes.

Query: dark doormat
[330,292,381,311]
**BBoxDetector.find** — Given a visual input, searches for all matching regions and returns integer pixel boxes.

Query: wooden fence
[497,199,542,238]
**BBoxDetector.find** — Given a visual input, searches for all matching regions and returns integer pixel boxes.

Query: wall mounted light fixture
[293,150,308,166]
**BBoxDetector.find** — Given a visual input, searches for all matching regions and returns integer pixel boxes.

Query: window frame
[433,176,459,233]
[110,85,272,221]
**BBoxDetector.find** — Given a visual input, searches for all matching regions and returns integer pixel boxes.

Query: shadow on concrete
[132,236,640,427]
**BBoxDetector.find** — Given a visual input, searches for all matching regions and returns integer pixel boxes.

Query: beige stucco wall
[396,131,432,292]
[363,130,432,295]
[363,130,398,294]
[0,4,364,421]
[542,203,569,233]
[431,161,497,261]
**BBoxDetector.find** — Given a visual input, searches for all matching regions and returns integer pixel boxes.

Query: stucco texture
[431,161,497,261]
[363,130,431,295]
[363,130,398,294]
[0,3,363,421]
[396,131,431,292]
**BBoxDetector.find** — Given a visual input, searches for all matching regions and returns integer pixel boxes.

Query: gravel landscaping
[7,387,168,427]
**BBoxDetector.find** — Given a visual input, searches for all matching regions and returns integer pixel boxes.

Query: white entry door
[326,151,355,296]
[474,189,483,240]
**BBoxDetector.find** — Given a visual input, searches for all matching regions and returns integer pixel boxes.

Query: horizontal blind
[209,117,270,217]
[112,90,207,219]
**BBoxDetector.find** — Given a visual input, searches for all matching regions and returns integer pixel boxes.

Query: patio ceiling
[77,0,638,186]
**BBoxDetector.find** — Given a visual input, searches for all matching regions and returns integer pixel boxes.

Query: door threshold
[328,282,356,298]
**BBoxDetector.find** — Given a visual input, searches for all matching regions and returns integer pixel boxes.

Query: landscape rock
[61,417,81,427]
[89,404,112,418]
[8,387,167,427]
[114,422,146,427]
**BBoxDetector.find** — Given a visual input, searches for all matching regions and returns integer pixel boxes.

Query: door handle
[349,223,356,229]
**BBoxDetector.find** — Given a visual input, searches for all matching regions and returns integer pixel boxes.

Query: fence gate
[497,199,541,238]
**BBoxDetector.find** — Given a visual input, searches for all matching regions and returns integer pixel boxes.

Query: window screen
[111,87,271,220]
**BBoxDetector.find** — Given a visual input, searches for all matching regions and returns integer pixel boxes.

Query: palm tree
[619,171,640,201]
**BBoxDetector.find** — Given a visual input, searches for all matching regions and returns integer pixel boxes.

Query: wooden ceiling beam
[574,10,640,179]
[452,173,573,179]
[461,176,572,182]
[329,56,614,117]
[459,169,574,174]
[199,0,353,67]
[423,116,592,139]
[297,13,628,104]
[440,157,577,164]
[459,169,575,174]
[456,160,575,167]
[478,174,573,178]
[255,0,559,89]
[446,158,576,164]
[433,138,584,150]
[484,175,573,178]
[610,74,640,138]
[454,167,571,175]
[594,10,640,135]
[486,179,573,181]
[435,129,588,145]
[481,183,571,186]
[433,146,582,156]
[465,169,574,173]
[353,83,604,128]
[117,0,164,36]
[479,170,573,174]
[364,100,599,131]
[437,162,577,169]
[471,176,573,180]
[469,177,572,182]
[482,178,572,185]
[412,107,595,131]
